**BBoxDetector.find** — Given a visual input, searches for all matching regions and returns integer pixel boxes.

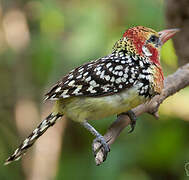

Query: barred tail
[4,113,63,165]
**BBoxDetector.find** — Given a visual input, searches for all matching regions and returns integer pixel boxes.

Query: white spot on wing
[110,76,115,82]
[100,70,105,79]
[76,75,82,79]
[106,63,112,68]
[85,76,91,82]
[105,75,110,81]
[90,80,97,87]
[83,72,89,76]
[68,74,73,79]
[55,87,61,92]
[78,68,84,72]
[119,84,123,89]
[68,80,75,86]
[116,77,122,84]
[118,71,123,76]
[124,74,128,78]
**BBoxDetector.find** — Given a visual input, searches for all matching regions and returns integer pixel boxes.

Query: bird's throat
[147,45,161,66]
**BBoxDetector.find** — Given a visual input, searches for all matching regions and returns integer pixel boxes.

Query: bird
[4,26,179,165]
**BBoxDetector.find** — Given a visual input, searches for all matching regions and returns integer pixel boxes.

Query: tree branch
[93,63,189,165]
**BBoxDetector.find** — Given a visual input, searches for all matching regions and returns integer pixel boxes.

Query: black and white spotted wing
[45,52,142,100]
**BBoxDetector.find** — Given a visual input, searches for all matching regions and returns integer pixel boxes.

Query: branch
[93,63,189,165]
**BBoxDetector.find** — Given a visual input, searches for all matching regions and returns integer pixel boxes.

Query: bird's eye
[149,35,159,44]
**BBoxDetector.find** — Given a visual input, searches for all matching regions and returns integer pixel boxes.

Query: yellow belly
[54,86,146,122]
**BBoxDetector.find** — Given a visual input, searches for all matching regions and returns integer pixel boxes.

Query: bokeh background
[0,0,189,179]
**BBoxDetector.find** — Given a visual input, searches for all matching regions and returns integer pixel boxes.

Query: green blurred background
[0,0,189,179]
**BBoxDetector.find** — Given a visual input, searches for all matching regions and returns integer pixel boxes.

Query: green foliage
[161,40,178,67]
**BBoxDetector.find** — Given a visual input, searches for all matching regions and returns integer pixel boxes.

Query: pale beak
[158,28,180,45]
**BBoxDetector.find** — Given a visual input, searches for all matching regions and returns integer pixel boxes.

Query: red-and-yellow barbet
[5,26,179,165]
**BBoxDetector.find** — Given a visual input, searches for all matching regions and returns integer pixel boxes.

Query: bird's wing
[45,52,141,100]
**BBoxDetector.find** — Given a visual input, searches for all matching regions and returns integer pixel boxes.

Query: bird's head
[122,26,179,65]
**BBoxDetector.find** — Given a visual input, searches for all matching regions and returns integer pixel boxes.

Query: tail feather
[4,113,63,165]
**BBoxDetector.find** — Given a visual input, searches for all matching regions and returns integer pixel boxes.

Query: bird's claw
[128,117,136,133]
[127,110,137,133]
[92,135,110,163]
[119,110,137,133]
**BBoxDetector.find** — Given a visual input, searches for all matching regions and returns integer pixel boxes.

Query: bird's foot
[92,135,110,164]
[119,110,137,133]
[81,121,110,165]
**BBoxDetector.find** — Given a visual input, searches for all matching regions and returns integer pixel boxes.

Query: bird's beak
[158,28,180,45]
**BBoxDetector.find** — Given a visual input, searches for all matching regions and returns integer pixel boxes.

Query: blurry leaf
[119,168,151,180]
[30,37,55,86]
[161,39,178,67]
[124,0,164,29]
[39,2,64,37]
[159,87,189,121]
[138,119,186,170]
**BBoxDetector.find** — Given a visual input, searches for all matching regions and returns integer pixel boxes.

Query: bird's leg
[81,121,110,163]
[118,110,137,133]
